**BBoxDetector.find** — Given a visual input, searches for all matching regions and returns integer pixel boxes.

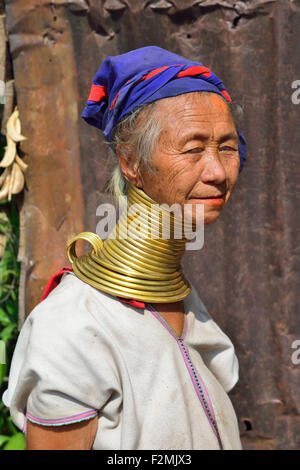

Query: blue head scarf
[81,46,246,172]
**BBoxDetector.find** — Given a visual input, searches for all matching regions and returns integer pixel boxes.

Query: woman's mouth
[188,195,226,206]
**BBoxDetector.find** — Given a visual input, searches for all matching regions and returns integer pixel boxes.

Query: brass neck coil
[67,184,194,303]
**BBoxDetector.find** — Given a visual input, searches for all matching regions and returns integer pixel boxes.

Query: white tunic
[2,271,242,450]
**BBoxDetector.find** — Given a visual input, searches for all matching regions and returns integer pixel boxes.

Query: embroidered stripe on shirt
[147,304,223,450]
[26,409,98,427]
[177,339,223,450]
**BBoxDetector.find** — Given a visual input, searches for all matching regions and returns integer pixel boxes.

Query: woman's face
[119,92,240,226]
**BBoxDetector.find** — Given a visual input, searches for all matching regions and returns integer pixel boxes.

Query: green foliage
[2,432,25,450]
[0,134,24,450]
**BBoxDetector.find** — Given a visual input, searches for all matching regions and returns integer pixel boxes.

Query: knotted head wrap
[81,46,246,172]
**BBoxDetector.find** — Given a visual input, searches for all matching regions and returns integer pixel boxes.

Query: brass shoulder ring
[67,232,103,264]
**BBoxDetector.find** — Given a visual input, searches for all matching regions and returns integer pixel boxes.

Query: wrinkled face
[137,92,240,225]
[117,92,240,226]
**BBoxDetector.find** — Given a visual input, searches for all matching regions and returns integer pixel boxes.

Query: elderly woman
[3,47,246,450]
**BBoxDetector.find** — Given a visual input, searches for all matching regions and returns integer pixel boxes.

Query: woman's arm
[26,415,98,450]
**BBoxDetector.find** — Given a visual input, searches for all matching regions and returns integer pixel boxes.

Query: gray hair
[105,92,244,201]
[106,102,162,201]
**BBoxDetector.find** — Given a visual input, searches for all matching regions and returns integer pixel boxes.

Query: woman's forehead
[155,92,236,138]
[157,91,230,114]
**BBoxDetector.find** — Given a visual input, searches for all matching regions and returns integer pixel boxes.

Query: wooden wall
[3,0,300,449]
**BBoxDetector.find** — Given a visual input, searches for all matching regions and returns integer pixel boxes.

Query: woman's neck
[68,184,193,303]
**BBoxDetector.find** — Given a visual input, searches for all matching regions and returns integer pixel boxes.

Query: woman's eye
[184,148,203,154]
[220,146,238,152]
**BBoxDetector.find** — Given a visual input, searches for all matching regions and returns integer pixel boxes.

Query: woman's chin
[203,216,220,226]
[185,203,223,226]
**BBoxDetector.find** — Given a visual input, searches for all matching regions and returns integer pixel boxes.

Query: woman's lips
[188,196,225,206]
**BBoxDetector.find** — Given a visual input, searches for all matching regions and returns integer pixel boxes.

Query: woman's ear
[116,147,143,188]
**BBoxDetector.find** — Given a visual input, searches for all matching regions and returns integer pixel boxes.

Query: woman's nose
[200,150,226,184]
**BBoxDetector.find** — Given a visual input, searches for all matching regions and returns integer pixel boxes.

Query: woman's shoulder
[3,274,121,427]
[24,272,118,336]
[12,272,122,384]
